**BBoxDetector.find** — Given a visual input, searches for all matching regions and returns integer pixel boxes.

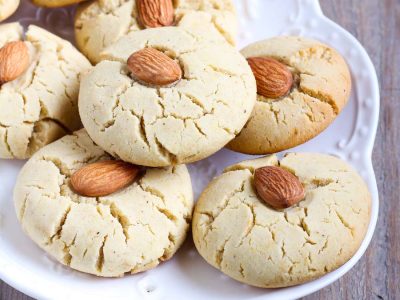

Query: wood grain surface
[1,0,398,299]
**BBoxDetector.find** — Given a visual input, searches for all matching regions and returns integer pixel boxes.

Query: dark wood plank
[1,281,31,300]
[1,0,398,299]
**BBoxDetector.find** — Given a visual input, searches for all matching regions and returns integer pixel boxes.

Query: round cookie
[193,153,370,288]
[30,0,87,8]
[79,26,256,167]
[14,129,194,277]
[74,0,237,63]
[0,23,91,159]
[0,0,19,21]
[228,36,352,154]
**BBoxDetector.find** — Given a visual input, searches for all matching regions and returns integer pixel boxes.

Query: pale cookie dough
[0,23,91,159]
[0,0,19,21]
[193,153,371,288]
[31,0,87,8]
[75,0,237,63]
[14,129,194,277]
[79,27,256,167]
[228,36,352,154]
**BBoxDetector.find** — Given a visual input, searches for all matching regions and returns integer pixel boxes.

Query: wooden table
[1,0,398,299]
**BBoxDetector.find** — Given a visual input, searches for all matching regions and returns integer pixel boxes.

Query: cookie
[0,23,91,159]
[78,27,256,167]
[0,0,19,21]
[193,153,370,288]
[228,36,352,154]
[74,0,237,63]
[31,0,87,8]
[14,129,194,277]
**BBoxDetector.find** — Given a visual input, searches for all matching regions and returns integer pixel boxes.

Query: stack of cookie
[0,0,371,288]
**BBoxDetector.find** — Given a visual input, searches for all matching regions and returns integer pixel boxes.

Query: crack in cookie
[193,153,371,288]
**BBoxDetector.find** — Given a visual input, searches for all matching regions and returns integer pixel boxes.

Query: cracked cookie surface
[79,26,256,167]
[74,0,237,63]
[228,36,352,154]
[192,153,370,288]
[0,0,19,21]
[14,129,194,277]
[0,23,91,159]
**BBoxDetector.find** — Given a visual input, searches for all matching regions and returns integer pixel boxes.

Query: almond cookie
[14,129,194,277]
[79,27,256,167]
[30,0,87,8]
[74,0,237,63]
[228,36,352,154]
[0,23,91,159]
[0,0,19,21]
[193,153,371,287]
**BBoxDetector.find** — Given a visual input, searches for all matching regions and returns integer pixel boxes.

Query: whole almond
[254,166,305,209]
[70,160,140,197]
[247,57,293,99]
[137,0,174,28]
[127,48,182,86]
[0,41,29,85]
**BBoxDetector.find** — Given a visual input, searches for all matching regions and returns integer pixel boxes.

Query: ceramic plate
[0,0,379,299]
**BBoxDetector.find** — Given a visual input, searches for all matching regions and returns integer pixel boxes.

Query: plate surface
[0,0,380,299]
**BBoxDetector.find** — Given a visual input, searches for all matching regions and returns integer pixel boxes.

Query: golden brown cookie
[228,36,351,154]
[31,0,87,8]
[193,153,370,287]
[78,27,256,167]
[75,0,237,63]
[14,129,194,277]
[0,23,91,159]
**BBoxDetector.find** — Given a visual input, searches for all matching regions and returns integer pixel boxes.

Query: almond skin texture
[247,57,293,99]
[127,48,182,86]
[137,0,174,28]
[0,41,29,85]
[70,160,140,197]
[254,166,305,209]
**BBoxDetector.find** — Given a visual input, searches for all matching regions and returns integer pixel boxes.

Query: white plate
[0,0,380,299]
